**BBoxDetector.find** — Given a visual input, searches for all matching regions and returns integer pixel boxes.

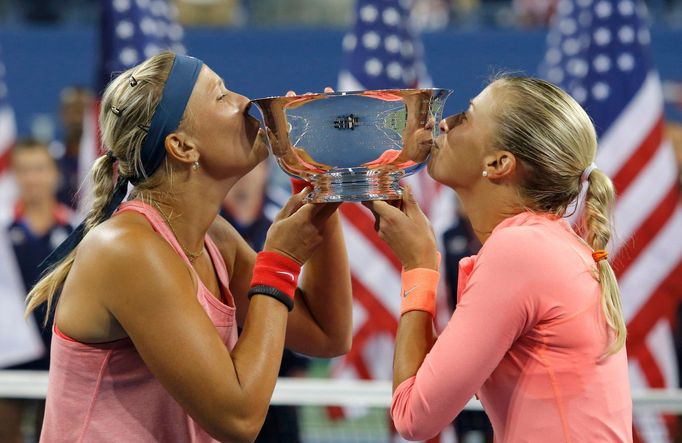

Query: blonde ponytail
[582,169,627,355]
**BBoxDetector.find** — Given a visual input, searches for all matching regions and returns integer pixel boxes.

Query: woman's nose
[238,93,251,108]
[424,116,435,130]
[439,118,449,133]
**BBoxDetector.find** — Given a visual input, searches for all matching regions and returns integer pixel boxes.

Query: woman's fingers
[285,88,335,97]
[275,188,310,221]
[310,202,341,226]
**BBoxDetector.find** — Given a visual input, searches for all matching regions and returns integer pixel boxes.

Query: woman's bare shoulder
[74,212,192,288]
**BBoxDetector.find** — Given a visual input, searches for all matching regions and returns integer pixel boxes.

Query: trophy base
[306,169,404,203]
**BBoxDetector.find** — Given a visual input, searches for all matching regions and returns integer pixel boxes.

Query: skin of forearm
[229,297,288,415]
[393,311,436,391]
[299,212,352,345]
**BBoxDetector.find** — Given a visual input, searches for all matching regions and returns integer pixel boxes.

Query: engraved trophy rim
[250,87,453,103]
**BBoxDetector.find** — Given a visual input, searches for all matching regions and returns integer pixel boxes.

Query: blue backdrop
[1,26,680,138]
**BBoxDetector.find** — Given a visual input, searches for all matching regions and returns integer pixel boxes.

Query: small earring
[192,161,199,171]
[482,170,488,177]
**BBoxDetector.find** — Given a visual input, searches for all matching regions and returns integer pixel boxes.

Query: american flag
[0,44,17,216]
[0,43,45,367]
[542,1,682,441]
[335,1,456,442]
[98,0,186,92]
[77,0,186,216]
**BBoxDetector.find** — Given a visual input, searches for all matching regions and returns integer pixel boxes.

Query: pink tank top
[41,201,239,443]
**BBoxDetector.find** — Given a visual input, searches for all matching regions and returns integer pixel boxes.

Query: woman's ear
[164,132,199,166]
[482,150,517,180]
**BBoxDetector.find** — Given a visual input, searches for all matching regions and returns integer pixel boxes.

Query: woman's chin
[426,157,437,179]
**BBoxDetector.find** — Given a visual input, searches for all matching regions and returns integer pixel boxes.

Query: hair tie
[592,249,608,262]
[580,162,598,184]
[111,106,124,117]
[106,150,117,161]
[129,75,138,86]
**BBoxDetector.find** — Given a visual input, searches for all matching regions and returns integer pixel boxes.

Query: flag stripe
[0,145,11,173]
[598,72,663,178]
[340,203,401,272]
[625,259,682,346]
[646,319,679,389]
[612,183,678,278]
[619,205,682,323]
[341,210,403,318]
[610,115,664,195]
[610,139,678,256]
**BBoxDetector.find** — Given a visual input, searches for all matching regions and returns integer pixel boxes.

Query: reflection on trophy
[251,88,452,202]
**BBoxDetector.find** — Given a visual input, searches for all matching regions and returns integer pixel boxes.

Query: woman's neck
[456,185,524,244]
[21,198,57,236]
[137,175,241,253]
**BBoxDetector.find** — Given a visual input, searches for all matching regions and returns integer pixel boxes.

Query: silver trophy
[251,88,452,202]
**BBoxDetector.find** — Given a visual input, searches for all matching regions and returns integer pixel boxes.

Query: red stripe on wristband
[290,178,311,194]
[249,251,302,301]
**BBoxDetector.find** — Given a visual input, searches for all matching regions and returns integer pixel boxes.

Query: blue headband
[135,54,203,182]
[38,53,204,278]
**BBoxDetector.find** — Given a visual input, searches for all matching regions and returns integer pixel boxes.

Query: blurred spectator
[17,0,60,23]
[412,0,452,30]
[441,204,493,443]
[175,0,242,26]
[221,161,281,250]
[246,0,354,26]
[512,0,558,27]
[220,161,309,443]
[0,139,73,443]
[53,86,94,209]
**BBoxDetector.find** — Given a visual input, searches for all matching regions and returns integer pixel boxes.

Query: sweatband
[248,251,302,311]
[399,267,440,318]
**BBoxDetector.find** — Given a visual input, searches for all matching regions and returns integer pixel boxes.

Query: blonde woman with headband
[26,52,352,443]
[365,76,631,442]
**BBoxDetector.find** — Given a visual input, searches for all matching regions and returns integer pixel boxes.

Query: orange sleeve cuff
[399,267,440,318]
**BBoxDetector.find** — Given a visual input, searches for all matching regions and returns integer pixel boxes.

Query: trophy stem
[306,170,404,203]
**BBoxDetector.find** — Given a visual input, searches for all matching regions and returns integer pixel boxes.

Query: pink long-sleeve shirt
[391,212,632,442]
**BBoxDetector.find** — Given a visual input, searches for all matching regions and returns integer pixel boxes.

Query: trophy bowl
[251,88,453,203]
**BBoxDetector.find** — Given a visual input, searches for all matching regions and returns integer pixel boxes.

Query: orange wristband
[399,267,440,318]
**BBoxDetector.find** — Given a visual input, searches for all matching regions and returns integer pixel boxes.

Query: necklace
[150,200,204,263]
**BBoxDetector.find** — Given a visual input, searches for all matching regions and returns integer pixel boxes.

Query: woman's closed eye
[444,112,467,129]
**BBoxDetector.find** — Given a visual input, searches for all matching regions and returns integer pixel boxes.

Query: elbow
[392,410,439,442]
[390,386,440,442]
[314,331,352,358]
[328,311,354,356]
[207,411,265,443]
[328,330,353,357]
[394,423,438,442]
[206,420,263,443]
